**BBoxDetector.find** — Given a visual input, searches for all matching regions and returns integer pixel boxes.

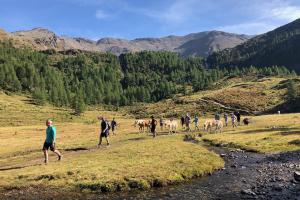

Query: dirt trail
[0,146,99,171]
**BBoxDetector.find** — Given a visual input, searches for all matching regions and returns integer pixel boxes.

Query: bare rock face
[7,28,250,57]
[12,28,60,49]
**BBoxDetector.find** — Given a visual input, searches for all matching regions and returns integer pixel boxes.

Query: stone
[272,186,283,191]
[294,171,300,182]
[241,189,256,196]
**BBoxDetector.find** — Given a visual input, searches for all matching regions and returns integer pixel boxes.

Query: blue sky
[1,0,300,40]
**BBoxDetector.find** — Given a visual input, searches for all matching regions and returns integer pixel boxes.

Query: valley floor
[0,92,300,199]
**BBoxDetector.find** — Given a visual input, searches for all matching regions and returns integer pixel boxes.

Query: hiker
[111,118,117,135]
[150,116,157,138]
[193,114,199,131]
[159,117,164,131]
[231,113,237,128]
[43,119,62,164]
[224,113,229,127]
[181,115,185,129]
[214,112,221,121]
[185,113,191,132]
[97,116,110,147]
[236,111,241,125]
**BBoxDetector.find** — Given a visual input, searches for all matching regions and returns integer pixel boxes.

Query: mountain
[207,18,300,73]
[3,28,250,57]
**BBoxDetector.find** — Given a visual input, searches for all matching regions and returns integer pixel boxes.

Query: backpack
[106,121,111,130]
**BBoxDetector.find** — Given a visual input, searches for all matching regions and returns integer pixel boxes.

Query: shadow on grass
[276,130,300,136]
[65,147,89,152]
[230,127,299,135]
[127,137,146,141]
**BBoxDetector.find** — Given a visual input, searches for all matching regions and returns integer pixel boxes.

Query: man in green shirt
[43,119,62,164]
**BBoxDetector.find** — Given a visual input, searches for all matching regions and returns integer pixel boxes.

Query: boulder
[294,171,300,182]
[241,189,256,196]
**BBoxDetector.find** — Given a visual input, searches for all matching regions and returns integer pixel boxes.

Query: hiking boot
[58,155,62,161]
[107,143,110,147]
[44,159,48,164]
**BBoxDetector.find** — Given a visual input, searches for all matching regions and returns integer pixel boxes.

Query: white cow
[204,120,223,133]
[164,119,178,134]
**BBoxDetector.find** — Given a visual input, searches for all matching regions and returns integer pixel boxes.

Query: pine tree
[32,88,46,105]
[287,80,298,100]
[72,89,86,115]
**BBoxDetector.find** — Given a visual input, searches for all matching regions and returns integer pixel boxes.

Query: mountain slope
[207,18,300,72]
[5,28,249,57]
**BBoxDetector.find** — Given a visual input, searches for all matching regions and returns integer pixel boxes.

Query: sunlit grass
[0,92,224,192]
[202,113,300,153]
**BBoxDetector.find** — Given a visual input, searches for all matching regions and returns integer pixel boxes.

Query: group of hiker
[42,111,245,164]
[223,111,241,127]
[178,111,243,131]
[43,117,118,164]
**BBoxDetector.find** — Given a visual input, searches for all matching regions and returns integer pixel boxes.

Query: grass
[0,92,224,193]
[127,76,300,117]
[201,113,300,153]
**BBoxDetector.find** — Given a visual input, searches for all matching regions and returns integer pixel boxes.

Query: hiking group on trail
[42,111,245,163]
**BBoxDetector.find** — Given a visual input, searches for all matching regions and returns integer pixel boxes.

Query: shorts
[151,125,156,133]
[101,130,109,138]
[43,142,55,151]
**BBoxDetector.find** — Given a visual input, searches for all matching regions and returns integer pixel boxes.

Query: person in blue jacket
[43,119,62,164]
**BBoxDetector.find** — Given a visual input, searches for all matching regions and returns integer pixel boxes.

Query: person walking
[193,114,199,131]
[111,118,117,135]
[98,116,110,147]
[43,119,62,164]
[159,117,164,131]
[224,113,229,127]
[236,111,241,125]
[150,116,157,138]
[231,113,237,128]
[185,113,191,132]
[215,112,221,121]
[181,115,185,129]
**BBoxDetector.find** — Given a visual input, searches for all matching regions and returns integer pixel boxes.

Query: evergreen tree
[72,89,86,115]
[287,80,298,100]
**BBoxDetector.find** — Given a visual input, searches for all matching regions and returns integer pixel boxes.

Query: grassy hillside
[126,76,300,118]
[207,18,300,73]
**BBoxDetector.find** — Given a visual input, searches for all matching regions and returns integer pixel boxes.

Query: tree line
[0,40,296,114]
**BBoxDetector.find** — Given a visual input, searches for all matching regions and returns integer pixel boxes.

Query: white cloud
[95,10,109,19]
[218,22,278,35]
[122,0,203,25]
[269,6,300,21]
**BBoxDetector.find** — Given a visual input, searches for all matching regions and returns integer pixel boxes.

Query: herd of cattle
[134,118,224,134]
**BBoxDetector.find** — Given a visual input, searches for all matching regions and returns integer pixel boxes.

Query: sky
[1,0,300,40]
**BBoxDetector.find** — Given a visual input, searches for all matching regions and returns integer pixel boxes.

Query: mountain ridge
[1,27,250,57]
